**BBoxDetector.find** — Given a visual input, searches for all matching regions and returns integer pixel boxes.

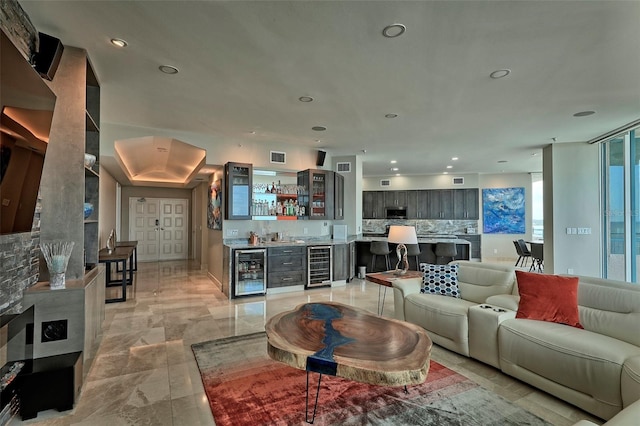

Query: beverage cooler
[307,245,332,288]
[234,249,267,297]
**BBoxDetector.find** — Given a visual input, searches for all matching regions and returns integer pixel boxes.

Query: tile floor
[17,260,601,426]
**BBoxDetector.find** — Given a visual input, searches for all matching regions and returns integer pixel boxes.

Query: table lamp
[387,225,418,275]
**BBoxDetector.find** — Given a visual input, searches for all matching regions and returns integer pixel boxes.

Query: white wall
[98,165,117,247]
[363,174,479,190]
[478,173,533,263]
[101,122,325,173]
[333,155,362,235]
[544,142,601,276]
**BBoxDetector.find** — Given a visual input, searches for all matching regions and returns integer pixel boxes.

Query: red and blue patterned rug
[192,332,551,426]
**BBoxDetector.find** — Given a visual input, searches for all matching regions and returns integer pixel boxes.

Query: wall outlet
[577,227,591,235]
[567,268,574,274]
[303,227,308,235]
[41,319,68,342]
[493,248,498,254]
[227,229,238,237]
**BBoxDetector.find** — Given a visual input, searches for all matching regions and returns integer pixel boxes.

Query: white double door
[129,198,189,262]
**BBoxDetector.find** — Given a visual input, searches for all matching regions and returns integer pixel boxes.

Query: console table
[99,246,135,303]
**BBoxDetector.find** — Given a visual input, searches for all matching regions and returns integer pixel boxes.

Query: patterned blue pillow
[419,263,461,298]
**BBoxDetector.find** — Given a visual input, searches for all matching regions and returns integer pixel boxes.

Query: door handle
[155,219,159,226]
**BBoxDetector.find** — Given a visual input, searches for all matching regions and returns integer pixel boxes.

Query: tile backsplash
[363,219,479,235]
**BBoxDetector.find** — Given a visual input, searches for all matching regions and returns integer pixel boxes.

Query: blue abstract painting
[482,187,525,234]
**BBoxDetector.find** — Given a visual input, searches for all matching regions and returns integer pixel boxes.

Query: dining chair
[529,242,543,273]
[513,240,531,267]
[435,242,457,265]
[370,241,391,272]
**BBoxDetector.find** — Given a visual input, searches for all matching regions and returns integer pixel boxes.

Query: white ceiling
[20,1,640,183]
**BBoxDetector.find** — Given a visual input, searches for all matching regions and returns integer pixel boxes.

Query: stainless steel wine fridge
[307,245,332,288]
[234,249,267,297]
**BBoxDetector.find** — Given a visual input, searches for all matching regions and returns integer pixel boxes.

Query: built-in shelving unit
[83,59,100,270]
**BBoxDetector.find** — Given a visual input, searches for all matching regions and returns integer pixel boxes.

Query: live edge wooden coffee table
[265,302,432,423]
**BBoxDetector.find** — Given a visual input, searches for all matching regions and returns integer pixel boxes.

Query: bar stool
[435,242,457,265]
[370,241,391,272]
[406,244,421,270]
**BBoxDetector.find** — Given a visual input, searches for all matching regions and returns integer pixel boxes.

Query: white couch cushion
[451,260,516,303]
[499,318,640,411]
[405,293,475,356]
[574,276,640,347]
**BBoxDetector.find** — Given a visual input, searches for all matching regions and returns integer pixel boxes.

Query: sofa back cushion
[450,261,516,303]
[573,275,640,347]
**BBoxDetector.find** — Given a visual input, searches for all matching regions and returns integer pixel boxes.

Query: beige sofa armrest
[485,294,520,311]
[573,398,640,425]
[392,277,422,321]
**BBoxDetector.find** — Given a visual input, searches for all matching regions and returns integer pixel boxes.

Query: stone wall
[0,0,36,60]
[0,0,40,314]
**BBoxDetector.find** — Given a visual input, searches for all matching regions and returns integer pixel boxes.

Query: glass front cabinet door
[297,169,334,220]
[225,162,253,220]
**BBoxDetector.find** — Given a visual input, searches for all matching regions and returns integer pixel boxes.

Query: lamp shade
[387,225,418,244]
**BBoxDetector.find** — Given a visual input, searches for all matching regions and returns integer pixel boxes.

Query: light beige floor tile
[13,260,602,425]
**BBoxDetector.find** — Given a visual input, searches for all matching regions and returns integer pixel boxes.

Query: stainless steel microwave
[386,207,407,219]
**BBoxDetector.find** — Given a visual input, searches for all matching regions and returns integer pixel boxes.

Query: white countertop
[225,235,473,249]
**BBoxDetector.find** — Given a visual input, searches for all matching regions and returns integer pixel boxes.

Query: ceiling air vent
[270,151,286,164]
[452,177,464,185]
[337,162,351,173]
[380,179,390,187]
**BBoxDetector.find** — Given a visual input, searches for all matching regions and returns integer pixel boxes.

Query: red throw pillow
[515,270,583,329]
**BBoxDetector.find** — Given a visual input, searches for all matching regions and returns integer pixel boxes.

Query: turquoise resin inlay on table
[304,303,356,376]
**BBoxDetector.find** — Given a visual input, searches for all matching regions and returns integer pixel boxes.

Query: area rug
[192,332,551,426]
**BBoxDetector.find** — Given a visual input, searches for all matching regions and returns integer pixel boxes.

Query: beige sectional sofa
[392,260,640,422]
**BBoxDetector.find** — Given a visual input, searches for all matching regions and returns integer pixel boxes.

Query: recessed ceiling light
[249,131,256,135]
[299,96,313,102]
[490,69,511,79]
[395,173,401,177]
[315,139,322,143]
[446,165,453,169]
[110,38,128,48]
[390,160,397,164]
[573,111,595,117]
[159,65,179,74]
[385,113,398,118]
[451,157,459,161]
[382,23,406,38]
[312,126,327,131]
[443,172,449,175]
[531,153,538,156]
[390,167,399,171]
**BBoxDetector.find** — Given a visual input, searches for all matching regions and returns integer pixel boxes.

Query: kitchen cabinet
[362,191,385,219]
[225,162,252,220]
[426,189,454,219]
[334,172,344,220]
[456,235,481,259]
[297,169,334,220]
[453,189,479,220]
[333,242,356,282]
[384,191,407,207]
[406,191,418,218]
[267,246,306,290]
